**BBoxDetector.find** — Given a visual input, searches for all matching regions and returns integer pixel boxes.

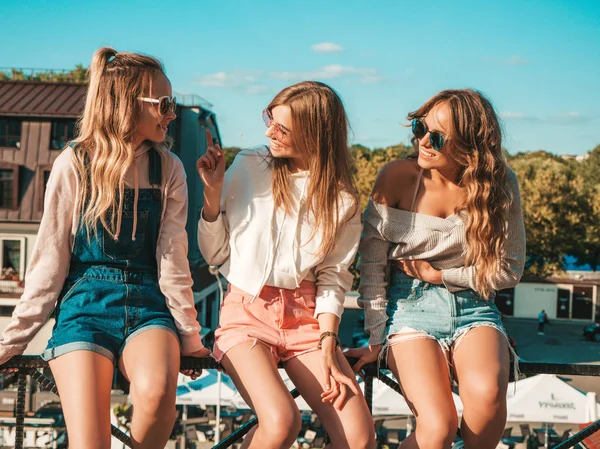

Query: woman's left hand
[180,347,212,380]
[398,259,443,284]
[319,345,360,411]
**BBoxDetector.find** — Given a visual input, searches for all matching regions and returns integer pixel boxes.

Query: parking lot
[503,317,600,396]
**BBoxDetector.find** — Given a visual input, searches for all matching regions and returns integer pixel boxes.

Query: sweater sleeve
[357,201,391,346]
[0,151,76,365]
[156,155,204,354]
[441,170,526,292]
[313,204,362,319]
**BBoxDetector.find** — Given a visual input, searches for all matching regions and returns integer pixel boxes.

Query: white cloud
[550,112,590,124]
[483,56,528,66]
[197,70,270,95]
[269,65,383,83]
[506,56,528,65]
[311,42,343,53]
[198,70,263,88]
[501,111,591,125]
[196,64,384,95]
[501,112,531,119]
[359,75,385,84]
[245,85,270,94]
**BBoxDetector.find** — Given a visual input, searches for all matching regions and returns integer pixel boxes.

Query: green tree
[353,143,414,211]
[509,151,588,277]
[572,144,600,270]
[2,65,88,83]
[580,145,600,186]
[222,147,242,169]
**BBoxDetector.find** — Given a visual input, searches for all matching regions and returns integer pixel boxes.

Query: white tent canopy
[506,374,600,424]
[176,369,312,411]
[362,377,464,417]
[176,371,247,408]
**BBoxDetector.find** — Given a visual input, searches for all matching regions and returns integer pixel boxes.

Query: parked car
[583,323,600,342]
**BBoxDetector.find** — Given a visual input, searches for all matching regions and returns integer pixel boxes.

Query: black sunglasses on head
[412,118,445,151]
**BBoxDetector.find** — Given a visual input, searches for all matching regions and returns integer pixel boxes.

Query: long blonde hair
[408,89,513,298]
[71,47,171,239]
[266,81,358,258]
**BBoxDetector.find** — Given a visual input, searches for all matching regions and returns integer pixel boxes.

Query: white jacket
[198,147,361,318]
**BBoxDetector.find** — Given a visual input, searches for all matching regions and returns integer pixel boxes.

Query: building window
[0,118,22,148]
[50,120,76,150]
[0,306,15,317]
[496,287,515,316]
[0,163,19,210]
[0,237,26,281]
[36,164,53,212]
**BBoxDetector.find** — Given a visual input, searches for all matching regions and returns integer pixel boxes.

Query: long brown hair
[72,47,171,239]
[266,81,358,258]
[408,89,513,298]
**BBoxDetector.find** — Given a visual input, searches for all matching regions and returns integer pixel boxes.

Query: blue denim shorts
[386,268,510,359]
[42,266,180,363]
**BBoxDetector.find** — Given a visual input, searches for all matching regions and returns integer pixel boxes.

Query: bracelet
[318,331,340,350]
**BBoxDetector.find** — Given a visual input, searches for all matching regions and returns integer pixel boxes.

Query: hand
[0,352,18,374]
[319,347,361,411]
[196,130,225,190]
[397,259,442,284]
[181,347,212,380]
[344,345,382,375]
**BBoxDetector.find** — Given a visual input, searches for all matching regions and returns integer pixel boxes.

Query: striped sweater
[357,171,526,345]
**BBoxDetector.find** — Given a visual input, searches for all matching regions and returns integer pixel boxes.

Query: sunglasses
[262,109,291,140]
[138,96,177,116]
[412,118,445,151]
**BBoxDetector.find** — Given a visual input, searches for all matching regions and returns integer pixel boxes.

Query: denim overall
[42,148,179,363]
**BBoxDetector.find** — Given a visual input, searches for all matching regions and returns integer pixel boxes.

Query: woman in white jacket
[197,81,374,449]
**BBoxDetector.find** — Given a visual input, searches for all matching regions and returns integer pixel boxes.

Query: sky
[1,0,599,155]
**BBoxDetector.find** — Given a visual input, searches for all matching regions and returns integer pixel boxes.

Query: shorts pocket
[297,292,316,311]
[53,277,87,322]
[223,289,251,305]
[58,277,87,304]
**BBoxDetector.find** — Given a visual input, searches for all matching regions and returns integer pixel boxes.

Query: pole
[216,371,222,443]
[180,404,187,449]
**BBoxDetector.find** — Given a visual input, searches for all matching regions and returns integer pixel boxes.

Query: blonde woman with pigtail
[0,47,209,448]
[197,81,375,449]
[347,89,526,449]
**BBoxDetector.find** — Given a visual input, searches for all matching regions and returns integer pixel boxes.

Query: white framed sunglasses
[138,96,177,116]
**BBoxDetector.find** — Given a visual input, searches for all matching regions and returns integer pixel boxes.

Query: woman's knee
[461,376,506,413]
[415,408,458,447]
[130,372,177,419]
[346,422,376,449]
[257,405,302,446]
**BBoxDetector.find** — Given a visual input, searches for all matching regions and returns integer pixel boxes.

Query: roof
[0,81,86,118]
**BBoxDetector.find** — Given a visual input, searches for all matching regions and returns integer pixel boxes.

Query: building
[493,276,599,322]
[0,80,223,358]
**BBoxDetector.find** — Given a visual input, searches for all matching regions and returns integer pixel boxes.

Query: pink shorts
[212,281,321,363]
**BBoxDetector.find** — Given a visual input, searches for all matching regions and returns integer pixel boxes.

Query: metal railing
[173,93,214,110]
[1,356,599,449]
